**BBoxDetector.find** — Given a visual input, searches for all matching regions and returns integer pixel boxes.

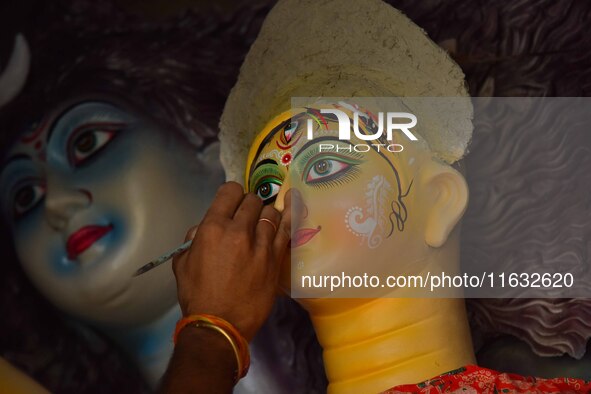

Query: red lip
[291,226,321,248]
[67,225,113,260]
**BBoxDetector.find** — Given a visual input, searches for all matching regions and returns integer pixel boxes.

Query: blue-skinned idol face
[0,100,224,326]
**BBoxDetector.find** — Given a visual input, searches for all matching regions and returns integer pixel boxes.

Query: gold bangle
[174,314,250,383]
[193,321,244,381]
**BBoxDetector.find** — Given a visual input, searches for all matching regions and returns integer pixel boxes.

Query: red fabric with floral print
[382,365,591,393]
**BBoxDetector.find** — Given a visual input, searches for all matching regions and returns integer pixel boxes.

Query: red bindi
[281,152,292,166]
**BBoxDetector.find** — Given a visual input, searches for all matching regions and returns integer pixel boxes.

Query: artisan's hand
[172,181,293,341]
[160,182,294,393]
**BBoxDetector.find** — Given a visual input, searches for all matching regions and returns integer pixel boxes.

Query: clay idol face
[0,101,223,325]
[246,107,429,294]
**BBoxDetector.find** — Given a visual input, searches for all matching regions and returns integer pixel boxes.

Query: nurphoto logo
[306,106,418,153]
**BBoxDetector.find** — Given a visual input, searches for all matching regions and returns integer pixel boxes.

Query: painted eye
[280,121,299,145]
[69,128,118,166]
[306,159,350,183]
[13,183,46,219]
[256,181,282,204]
[284,121,298,135]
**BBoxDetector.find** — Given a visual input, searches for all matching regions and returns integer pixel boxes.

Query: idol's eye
[13,182,46,219]
[284,121,298,135]
[68,124,121,166]
[306,158,351,183]
[255,181,282,205]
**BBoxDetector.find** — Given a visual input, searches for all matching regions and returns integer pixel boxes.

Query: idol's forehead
[246,101,428,181]
[4,114,52,164]
[246,109,295,182]
[245,108,342,181]
[249,103,398,151]
[248,107,345,159]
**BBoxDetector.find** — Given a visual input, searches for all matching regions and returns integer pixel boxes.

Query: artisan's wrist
[174,313,251,383]
[158,324,238,394]
[177,324,238,379]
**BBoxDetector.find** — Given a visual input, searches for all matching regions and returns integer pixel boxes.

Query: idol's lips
[66,224,113,260]
[291,226,321,248]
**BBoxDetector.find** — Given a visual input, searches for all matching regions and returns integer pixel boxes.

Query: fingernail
[189,227,198,239]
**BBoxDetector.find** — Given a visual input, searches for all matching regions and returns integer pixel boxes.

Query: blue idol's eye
[13,182,46,219]
[256,181,281,205]
[68,125,121,166]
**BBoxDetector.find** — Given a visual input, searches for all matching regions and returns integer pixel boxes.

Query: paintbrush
[133,240,192,276]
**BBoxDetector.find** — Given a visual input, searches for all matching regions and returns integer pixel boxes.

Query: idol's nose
[44,173,91,231]
[273,175,308,222]
[273,173,291,212]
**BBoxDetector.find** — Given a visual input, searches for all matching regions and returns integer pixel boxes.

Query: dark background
[1,0,590,392]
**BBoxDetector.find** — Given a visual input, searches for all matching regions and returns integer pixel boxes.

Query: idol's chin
[91,283,132,308]
[70,245,139,309]
[74,285,174,327]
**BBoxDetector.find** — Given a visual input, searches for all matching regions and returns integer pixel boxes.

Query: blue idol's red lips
[67,224,114,260]
[291,226,321,248]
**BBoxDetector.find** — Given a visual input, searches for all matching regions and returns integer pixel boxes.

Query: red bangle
[174,314,250,382]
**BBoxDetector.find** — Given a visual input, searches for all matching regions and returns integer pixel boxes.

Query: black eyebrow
[293,136,354,159]
[253,159,278,171]
[247,158,279,192]
[46,100,112,143]
[45,101,85,143]
[2,153,32,168]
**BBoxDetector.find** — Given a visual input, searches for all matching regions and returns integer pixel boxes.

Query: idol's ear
[421,160,469,248]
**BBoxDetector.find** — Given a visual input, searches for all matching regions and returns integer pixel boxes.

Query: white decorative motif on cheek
[345,206,377,247]
[344,175,393,249]
[257,149,283,164]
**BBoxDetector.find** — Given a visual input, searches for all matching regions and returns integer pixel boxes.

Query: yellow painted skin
[246,108,476,393]
[0,358,49,394]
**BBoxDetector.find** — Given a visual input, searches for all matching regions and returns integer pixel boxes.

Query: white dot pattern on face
[341,175,395,250]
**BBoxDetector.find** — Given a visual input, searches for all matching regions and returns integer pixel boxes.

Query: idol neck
[98,304,181,388]
[302,237,475,393]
